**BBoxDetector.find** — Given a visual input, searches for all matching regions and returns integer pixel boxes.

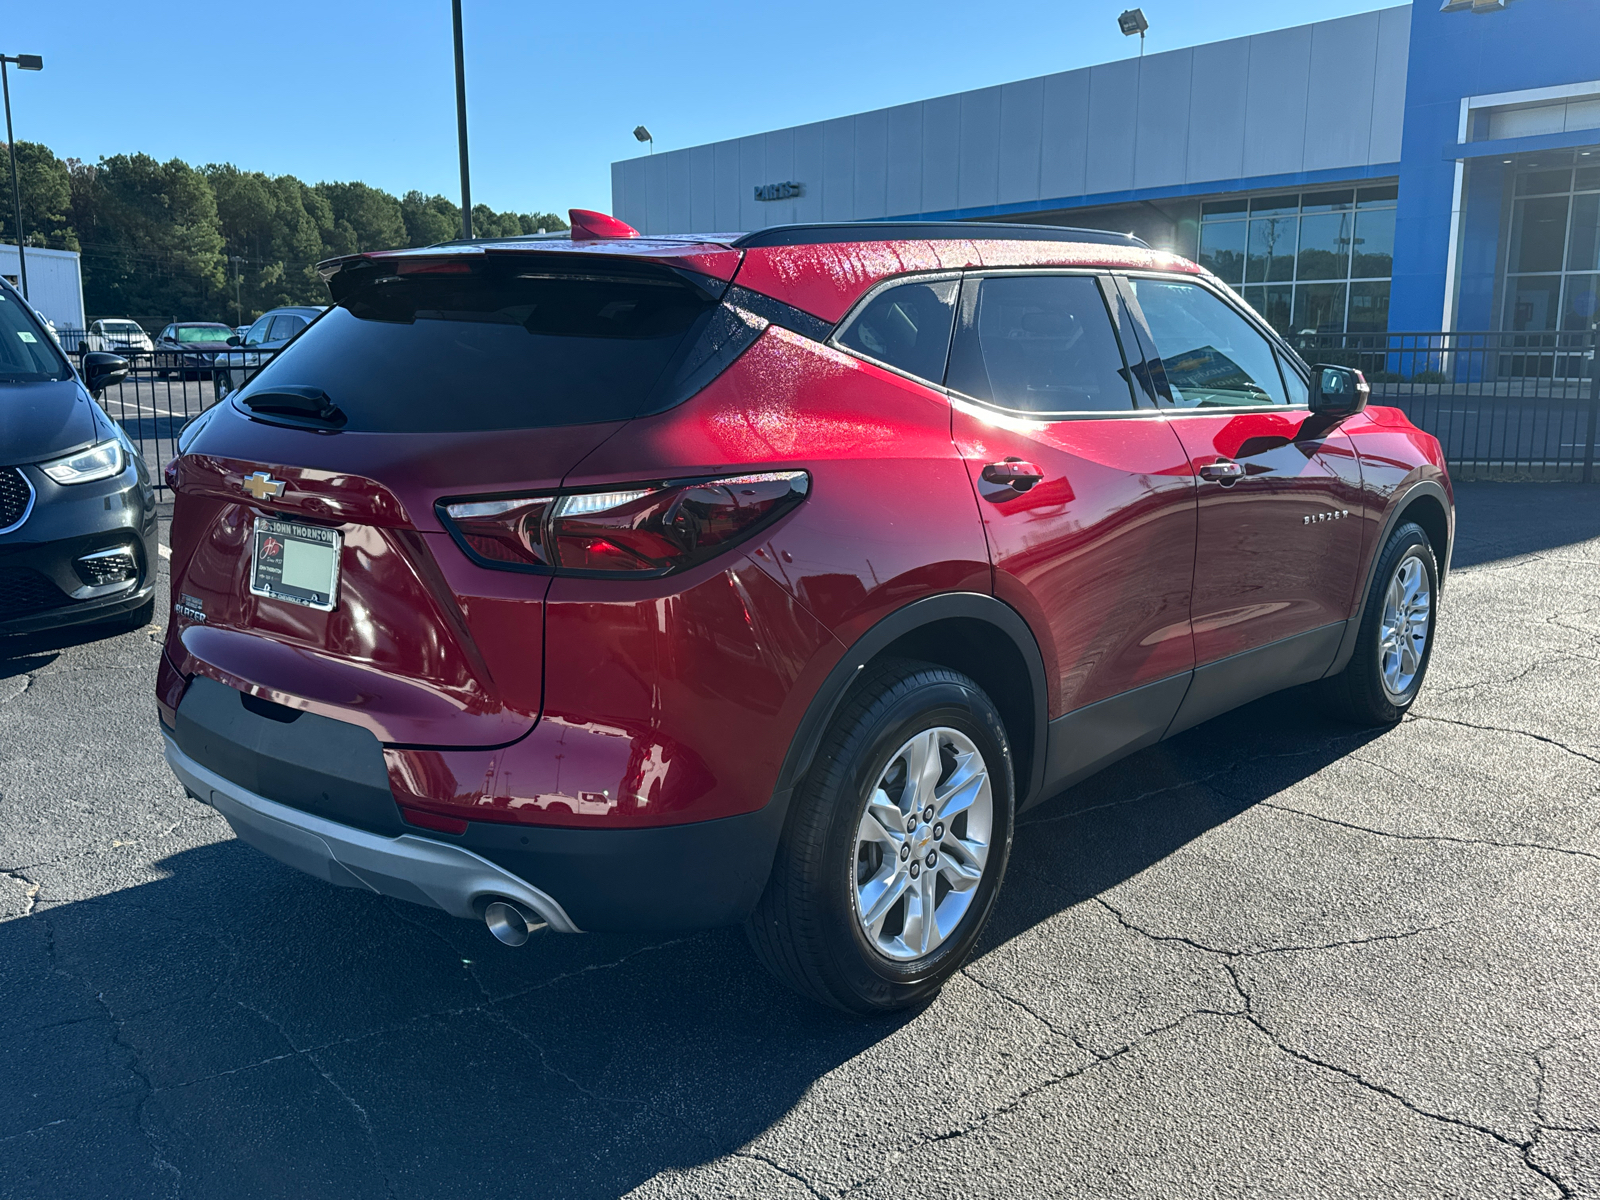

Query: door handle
[980,459,1044,493]
[1198,460,1245,485]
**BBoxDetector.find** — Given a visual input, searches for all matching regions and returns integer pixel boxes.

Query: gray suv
[213,305,326,398]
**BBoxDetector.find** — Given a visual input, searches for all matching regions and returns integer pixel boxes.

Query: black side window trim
[944,269,1144,420]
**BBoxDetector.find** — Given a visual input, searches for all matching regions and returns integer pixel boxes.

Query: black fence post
[1584,331,1599,485]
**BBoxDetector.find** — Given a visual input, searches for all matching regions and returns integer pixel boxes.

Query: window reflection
[1199,183,1397,335]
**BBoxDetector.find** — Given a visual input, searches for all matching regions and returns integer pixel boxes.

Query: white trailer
[0,243,86,333]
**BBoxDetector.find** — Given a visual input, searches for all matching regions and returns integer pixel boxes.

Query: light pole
[230,256,246,327]
[633,126,654,155]
[452,0,472,240]
[1117,9,1149,58]
[1,53,43,301]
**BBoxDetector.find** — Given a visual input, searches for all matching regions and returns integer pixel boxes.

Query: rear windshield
[237,261,716,432]
[0,291,70,382]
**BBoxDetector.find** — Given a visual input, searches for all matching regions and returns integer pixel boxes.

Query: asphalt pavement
[3,483,1599,1199]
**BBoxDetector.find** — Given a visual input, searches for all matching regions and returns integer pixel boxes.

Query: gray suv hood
[0,380,101,467]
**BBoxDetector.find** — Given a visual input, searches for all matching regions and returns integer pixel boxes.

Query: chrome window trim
[0,468,38,536]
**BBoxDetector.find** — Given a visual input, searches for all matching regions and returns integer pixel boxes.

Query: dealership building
[611,0,1600,339]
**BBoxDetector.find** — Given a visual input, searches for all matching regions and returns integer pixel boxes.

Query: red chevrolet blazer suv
[158,213,1451,1013]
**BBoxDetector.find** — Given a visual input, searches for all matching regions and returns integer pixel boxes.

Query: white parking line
[158,544,171,560]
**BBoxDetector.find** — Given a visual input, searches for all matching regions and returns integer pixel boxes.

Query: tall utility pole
[1,53,44,301]
[452,0,472,240]
[230,256,246,327]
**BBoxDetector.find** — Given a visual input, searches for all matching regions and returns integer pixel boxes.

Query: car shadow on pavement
[1450,481,1600,568]
[1,687,1388,1200]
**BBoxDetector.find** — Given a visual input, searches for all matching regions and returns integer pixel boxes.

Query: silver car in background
[212,306,325,398]
[82,319,155,359]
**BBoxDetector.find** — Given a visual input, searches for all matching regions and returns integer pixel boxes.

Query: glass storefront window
[1353,208,1396,278]
[1510,196,1571,273]
[1199,182,1397,334]
[1507,276,1562,332]
[1198,220,1246,285]
[1243,285,1292,334]
[1564,274,1599,332]
[1247,217,1297,283]
[1293,283,1348,335]
[1348,281,1391,333]
[1502,157,1600,334]
[1297,212,1354,280]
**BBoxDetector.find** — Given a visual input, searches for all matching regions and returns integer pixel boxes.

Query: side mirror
[1308,364,1370,416]
[81,351,130,397]
[226,335,242,347]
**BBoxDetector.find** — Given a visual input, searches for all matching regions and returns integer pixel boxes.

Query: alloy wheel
[1379,553,1431,701]
[852,726,993,962]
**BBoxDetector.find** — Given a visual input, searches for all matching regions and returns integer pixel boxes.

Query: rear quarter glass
[234,261,719,433]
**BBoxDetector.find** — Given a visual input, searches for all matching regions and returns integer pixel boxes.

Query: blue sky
[7,0,1398,217]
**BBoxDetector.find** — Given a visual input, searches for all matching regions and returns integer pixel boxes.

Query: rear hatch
[168,243,740,747]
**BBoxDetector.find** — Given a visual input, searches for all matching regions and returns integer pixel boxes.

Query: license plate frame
[248,517,342,612]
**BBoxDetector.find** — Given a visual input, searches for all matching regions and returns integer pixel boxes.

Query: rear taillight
[438,471,809,576]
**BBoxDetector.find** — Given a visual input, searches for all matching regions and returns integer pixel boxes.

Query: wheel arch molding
[775,592,1050,814]
[1325,477,1452,681]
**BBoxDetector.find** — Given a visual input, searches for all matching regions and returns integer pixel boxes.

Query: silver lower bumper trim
[163,734,580,932]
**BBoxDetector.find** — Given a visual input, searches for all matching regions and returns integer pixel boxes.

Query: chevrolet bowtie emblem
[243,472,286,501]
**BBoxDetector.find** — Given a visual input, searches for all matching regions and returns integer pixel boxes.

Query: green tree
[70,154,225,321]
[207,165,326,322]
[0,140,76,250]
[313,181,406,256]
[401,190,460,246]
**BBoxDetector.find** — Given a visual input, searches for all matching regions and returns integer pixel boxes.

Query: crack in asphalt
[1406,713,1600,767]
[1098,900,1575,1199]
[1259,800,1600,864]
[35,912,184,1199]
[729,1151,833,1200]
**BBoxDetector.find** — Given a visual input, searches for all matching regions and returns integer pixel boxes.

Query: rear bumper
[164,733,582,932]
[162,674,789,932]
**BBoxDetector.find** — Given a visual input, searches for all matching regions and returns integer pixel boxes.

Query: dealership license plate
[249,518,341,612]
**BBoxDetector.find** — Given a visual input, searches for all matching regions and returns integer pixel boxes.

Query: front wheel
[747,660,1015,1014]
[1320,521,1439,726]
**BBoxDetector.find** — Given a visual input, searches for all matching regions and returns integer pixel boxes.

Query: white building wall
[0,245,86,332]
[614,6,1411,235]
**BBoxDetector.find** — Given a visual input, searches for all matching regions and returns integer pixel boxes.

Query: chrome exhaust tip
[483,899,546,947]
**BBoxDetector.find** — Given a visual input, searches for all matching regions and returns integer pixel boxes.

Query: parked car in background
[82,318,155,359]
[153,322,234,379]
[158,214,1452,1014]
[212,306,326,398]
[0,278,158,635]
[234,324,250,340]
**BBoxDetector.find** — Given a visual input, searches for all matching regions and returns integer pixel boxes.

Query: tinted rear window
[238,262,716,432]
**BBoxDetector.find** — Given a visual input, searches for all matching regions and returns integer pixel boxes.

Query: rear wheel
[747,660,1014,1014]
[1320,521,1438,726]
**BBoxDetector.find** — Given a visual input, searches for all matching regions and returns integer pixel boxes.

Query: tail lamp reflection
[439,471,809,576]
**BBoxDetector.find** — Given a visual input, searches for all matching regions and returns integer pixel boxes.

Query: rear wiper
[238,386,347,431]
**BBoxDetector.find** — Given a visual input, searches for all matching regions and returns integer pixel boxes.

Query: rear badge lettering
[1304,510,1351,525]
[175,593,207,622]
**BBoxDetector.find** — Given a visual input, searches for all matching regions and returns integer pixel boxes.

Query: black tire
[1320,521,1438,726]
[746,659,1015,1014]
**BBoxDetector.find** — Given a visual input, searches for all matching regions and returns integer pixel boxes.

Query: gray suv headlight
[40,438,125,484]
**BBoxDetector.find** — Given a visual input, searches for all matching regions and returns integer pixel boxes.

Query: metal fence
[87,346,280,498]
[1292,330,1600,482]
[72,328,1600,498]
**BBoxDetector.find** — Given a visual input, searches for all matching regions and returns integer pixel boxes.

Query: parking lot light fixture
[633,125,654,154]
[1118,9,1149,57]
[1,52,43,301]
